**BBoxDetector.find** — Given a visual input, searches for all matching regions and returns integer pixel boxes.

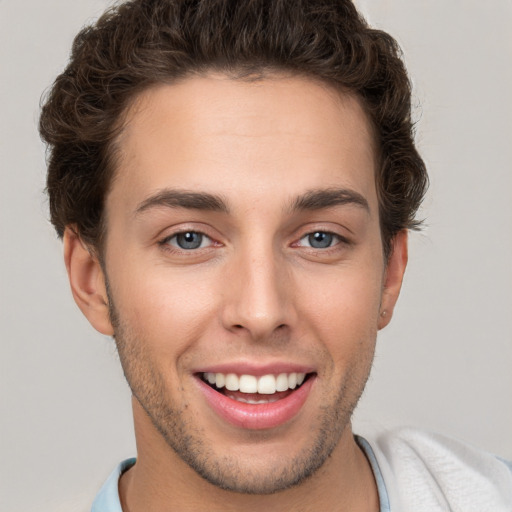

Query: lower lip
[196,376,315,430]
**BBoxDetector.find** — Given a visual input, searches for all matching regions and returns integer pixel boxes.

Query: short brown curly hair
[40,0,428,258]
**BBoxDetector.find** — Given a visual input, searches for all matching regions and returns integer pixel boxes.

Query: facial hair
[106,281,375,495]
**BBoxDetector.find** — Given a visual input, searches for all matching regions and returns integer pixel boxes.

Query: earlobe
[378,230,408,330]
[63,227,114,335]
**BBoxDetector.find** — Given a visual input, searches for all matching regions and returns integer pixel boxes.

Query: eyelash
[159,231,216,252]
[158,229,350,254]
[295,231,349,250]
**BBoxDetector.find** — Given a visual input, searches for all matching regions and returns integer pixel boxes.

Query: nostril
[233,323,286,331]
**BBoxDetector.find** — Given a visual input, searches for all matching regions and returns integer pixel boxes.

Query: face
[86,74,404,493]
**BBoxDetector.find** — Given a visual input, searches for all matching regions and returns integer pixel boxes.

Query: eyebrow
[134,186,369,217]
[135,189,229,215]
[289,187,370,213]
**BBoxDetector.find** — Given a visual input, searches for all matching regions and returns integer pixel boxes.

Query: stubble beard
[107,292,374,495]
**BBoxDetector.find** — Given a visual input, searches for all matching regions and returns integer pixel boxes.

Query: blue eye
[167,231,211,250]
[300,231,339,249]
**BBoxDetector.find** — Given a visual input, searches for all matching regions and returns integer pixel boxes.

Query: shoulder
[365,427,512,512]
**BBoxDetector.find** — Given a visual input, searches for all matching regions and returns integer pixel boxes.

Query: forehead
[109,73,377,215]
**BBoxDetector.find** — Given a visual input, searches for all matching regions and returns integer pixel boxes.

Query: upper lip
[193,362,316,377]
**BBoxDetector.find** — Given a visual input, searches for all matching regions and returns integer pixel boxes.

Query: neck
[119,401,379,512]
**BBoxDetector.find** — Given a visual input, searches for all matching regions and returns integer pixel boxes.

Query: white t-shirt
[91,428,512,511]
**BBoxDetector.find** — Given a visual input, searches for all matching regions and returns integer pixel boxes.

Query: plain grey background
[1,1,511,510]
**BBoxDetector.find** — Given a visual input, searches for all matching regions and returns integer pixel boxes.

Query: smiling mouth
[199,372,314,404]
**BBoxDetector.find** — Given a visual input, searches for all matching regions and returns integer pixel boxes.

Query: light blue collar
[91,457,136,512]
[356,435,391,512]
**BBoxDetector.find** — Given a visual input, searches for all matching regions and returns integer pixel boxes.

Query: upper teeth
[203,372,306,394]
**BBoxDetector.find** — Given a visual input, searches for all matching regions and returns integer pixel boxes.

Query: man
[39,0,512,510]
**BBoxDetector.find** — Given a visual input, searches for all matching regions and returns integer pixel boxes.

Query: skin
[64,74,407,511]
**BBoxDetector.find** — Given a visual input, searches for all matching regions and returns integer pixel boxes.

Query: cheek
[109,264,222,357]
[294,264,383,354]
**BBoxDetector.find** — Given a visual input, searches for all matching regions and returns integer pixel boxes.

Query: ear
[63,227,114,335]
[378,230,408,330]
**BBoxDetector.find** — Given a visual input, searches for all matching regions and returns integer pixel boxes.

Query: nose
[220,245,296,341]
